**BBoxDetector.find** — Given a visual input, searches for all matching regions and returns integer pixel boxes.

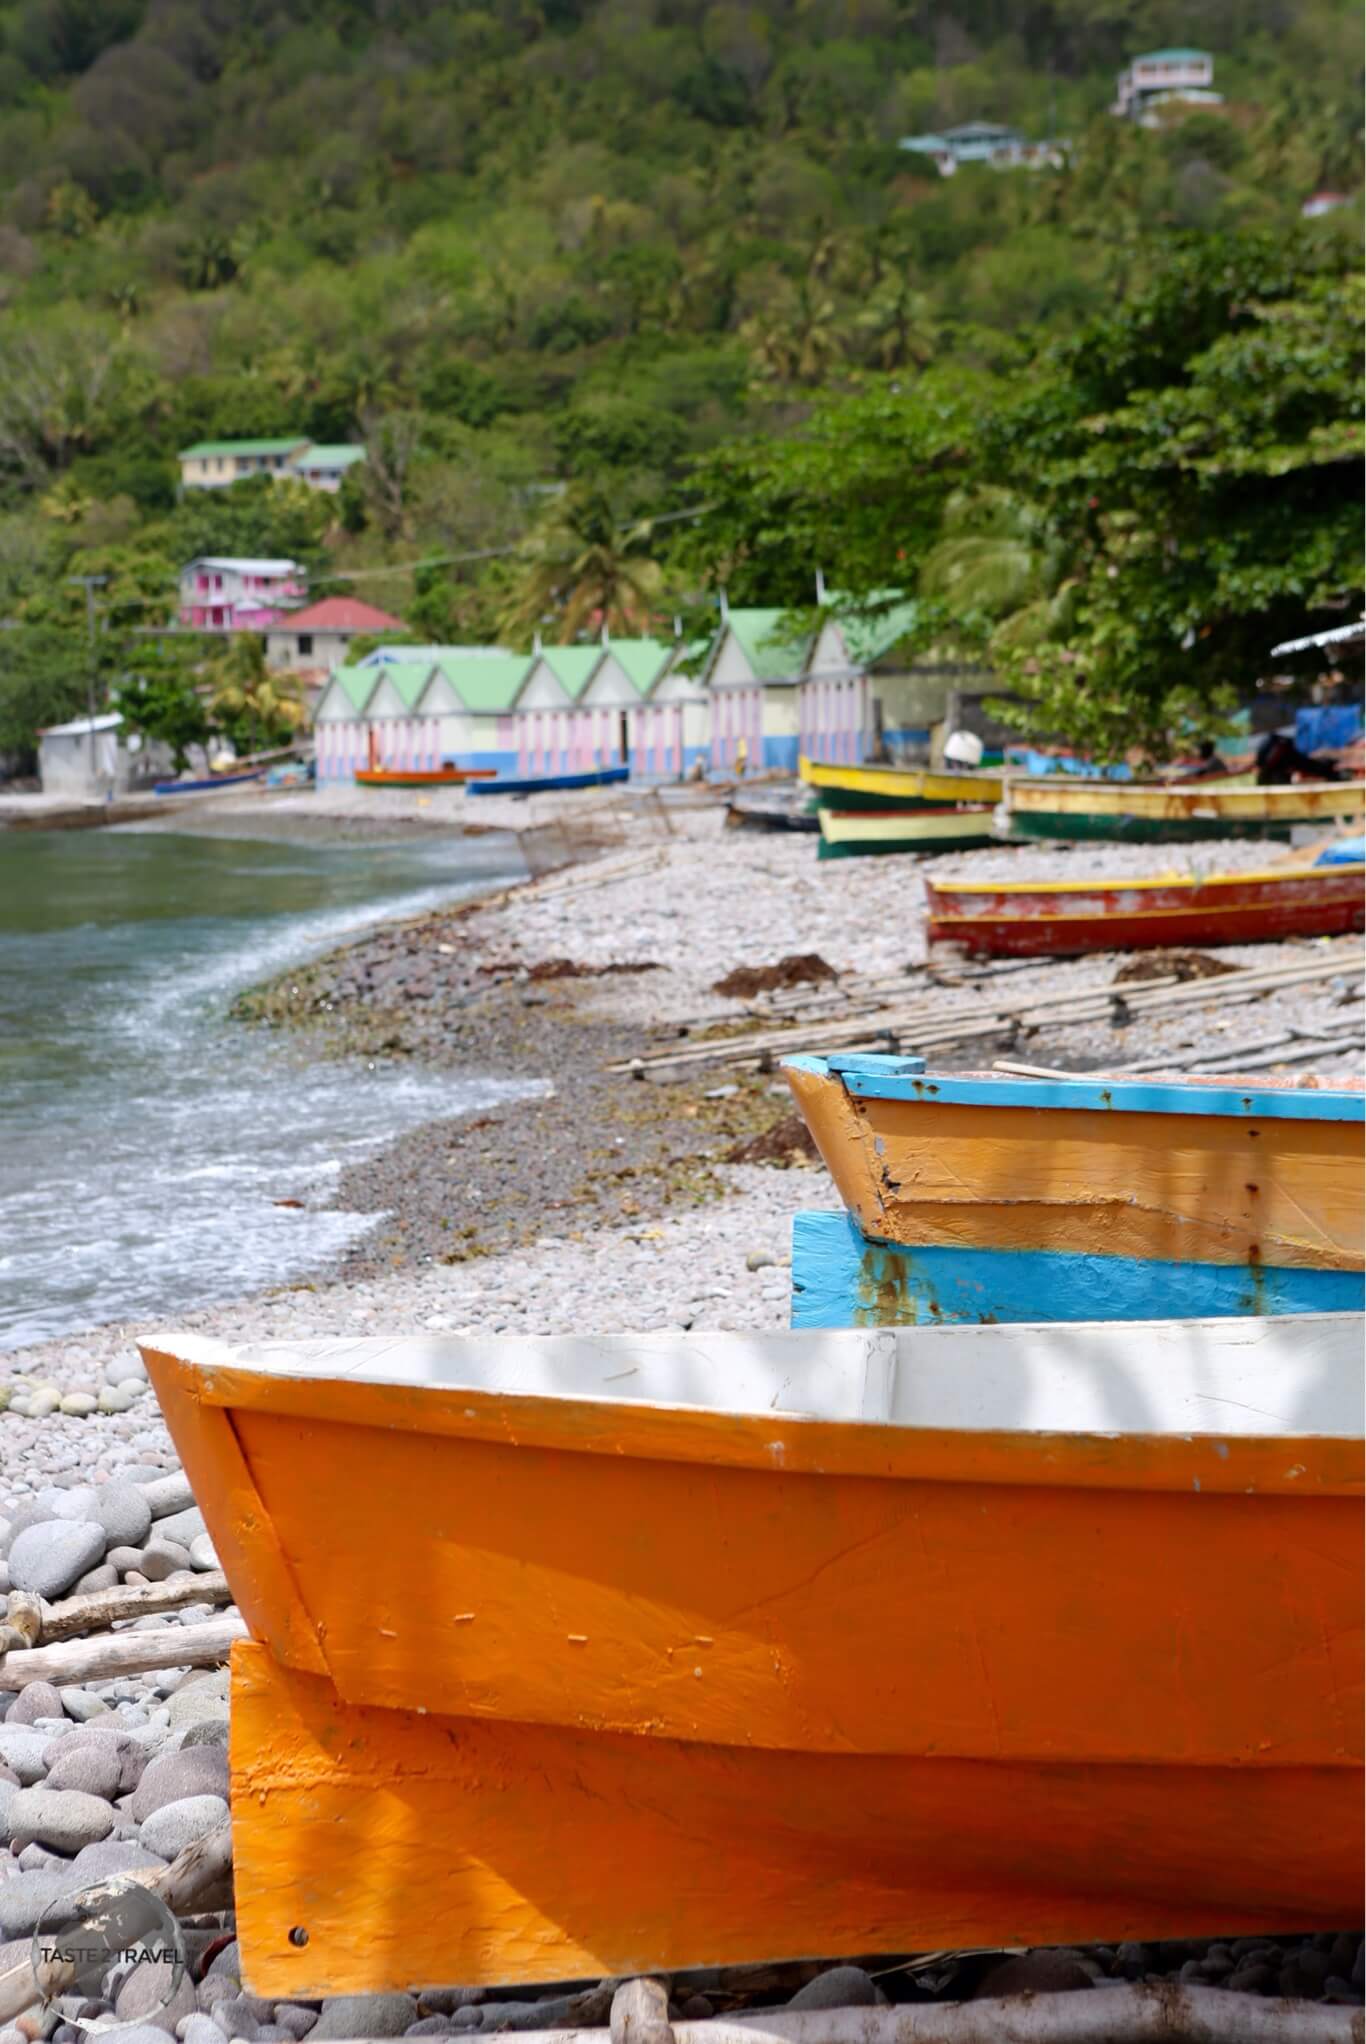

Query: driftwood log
[345,1988,1362,2044]
[0,1573,232,1656]
[0,1822,233,2023]
[0,1614,245,1690]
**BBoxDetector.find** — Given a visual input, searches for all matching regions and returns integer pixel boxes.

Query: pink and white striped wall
[710,686,763,772]
[799,675,868,765]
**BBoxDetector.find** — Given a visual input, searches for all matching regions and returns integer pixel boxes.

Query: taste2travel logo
[32,1881,186,2034]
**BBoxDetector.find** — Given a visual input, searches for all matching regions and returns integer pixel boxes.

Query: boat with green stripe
[1007,775,1365,844]
[800,755,1004,811]
[817,805,999,858]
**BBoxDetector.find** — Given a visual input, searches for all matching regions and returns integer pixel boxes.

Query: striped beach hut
[312,659,438,779]
[801,593,920,764]
[699,607,813,775]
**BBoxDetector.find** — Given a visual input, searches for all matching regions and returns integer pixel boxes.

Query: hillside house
[1111,49,1220,122]
[700,607,812,774]
[266,597,408,675]
[178,558,305,633]
[178,440,311,490]
[178,438,366,493]
[1302,192,1351,218]
[899,122,1066,175]
[286,445,365,491]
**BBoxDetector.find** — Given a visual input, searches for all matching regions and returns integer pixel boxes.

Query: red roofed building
[266,596,410,678]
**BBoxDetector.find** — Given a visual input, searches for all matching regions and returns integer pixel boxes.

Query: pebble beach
[2,800,1363,2031]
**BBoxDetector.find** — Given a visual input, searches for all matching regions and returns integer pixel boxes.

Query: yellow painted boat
[143,1315,1363,1995]
[817,804,997,858]
[799,755,1004,809]
[1007,775,1366,843]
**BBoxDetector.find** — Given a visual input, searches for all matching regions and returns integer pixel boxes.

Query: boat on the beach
[353,765,497,787]
[142,1312,1363,1993]
[925,858,1366,956]
[818,804,998,858]
[468,764,629,796]
[153,767,267,795]
[800,755,1004,810]
[1006,774,1366,843]
[782,1054,1365,1326]
[727,785,818,832]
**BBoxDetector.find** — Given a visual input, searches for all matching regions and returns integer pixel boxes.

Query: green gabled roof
[603,638,672,696]
[826,590,922,667]
[328,664,382,714]
[376,660,437,711]
[291,444,365,468]
[727,607,810,682]
[1133,47,1210,62]
[179,438,309,459]
[434,650,534,713]
[536,645,603,700]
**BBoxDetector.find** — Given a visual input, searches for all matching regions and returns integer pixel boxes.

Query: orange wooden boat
[353,765,497,787]
[142,1314,1363,1996]
[925,859,1366,956]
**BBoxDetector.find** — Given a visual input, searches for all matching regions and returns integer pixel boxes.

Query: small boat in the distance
[926,857,1366,956]
[153,766,267,796]
[468,764,629,796]
[818,805,997,858]
[354,765,497,788]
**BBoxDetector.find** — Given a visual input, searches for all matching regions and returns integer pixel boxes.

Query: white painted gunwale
[155,1317,1364,1440]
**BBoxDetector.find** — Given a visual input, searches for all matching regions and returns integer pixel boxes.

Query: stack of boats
[801,755,1004,857]
[800,753,1366,857]
[142,1058,1363,1995]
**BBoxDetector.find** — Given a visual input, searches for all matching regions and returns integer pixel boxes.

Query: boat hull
[926,863,1366,956]
[1007,777,1366,844]
[232,1639,1359,1996]
[783,1060,1366,1275]
[353,767,496,787]
[468,765,629,795]
[801,756,1004,810]
[153,768,266,795]
[818,805,997,858]
[142,1319,1362,1993]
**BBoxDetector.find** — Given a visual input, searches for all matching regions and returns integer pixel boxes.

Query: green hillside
[0,0,1360,760]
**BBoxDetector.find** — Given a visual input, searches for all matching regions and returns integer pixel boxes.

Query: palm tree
[918,487,1067,624]
[495,488,664,643]
[207,635,306,756]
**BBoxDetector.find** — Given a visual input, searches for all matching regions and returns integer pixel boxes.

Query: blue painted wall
[790,1210,1365,1329]
[763,734,800,772]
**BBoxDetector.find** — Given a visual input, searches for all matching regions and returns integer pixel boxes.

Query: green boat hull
[1012,812,1296,845]
[817,789,976,815]
[818,828,1000,859]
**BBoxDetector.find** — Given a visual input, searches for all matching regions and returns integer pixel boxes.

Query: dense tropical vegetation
[0,0,1359,763]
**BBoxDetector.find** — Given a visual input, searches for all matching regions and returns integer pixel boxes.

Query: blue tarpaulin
[1296,703,1364,753]
[1315,837,1365,867]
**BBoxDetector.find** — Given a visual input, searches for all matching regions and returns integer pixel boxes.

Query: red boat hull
[927,864,1366,957]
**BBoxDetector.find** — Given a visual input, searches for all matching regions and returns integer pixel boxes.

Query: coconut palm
[918,487,1068,625]
[495,487,664,643]
[207,635,306,755]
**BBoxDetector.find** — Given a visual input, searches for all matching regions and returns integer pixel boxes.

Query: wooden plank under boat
[799,755,1005,810]
[783,1055,1365,1324]
[925,859,1366,956]
[353,765,497,787]
[153,767,266,795]
[142,1316,1363,1993]
[817,804,998,858]
[468,764,629,795]
[1006,775,1366,843]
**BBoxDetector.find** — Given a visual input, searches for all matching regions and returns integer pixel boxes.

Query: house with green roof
[1111,49,1220,123]
[178,435,368,495]
[698,605,813,773]
[804,591,994,766]
[506,636,698,778]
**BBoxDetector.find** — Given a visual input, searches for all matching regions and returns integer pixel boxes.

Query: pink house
[178,556,306,633]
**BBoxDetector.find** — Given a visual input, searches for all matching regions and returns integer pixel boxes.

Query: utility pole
[68,573,108,784]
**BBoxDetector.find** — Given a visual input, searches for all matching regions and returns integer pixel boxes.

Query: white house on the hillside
[1111,49,1221,122]
[899,122,1067,175]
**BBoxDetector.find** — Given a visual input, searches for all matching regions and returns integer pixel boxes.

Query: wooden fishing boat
[353,765,497,788]
[818,805,998,858]
[783,1055,1365,1327]
[1007,774,1366,843]
[925,859,1366,956]
[799,755,1005,810]
[468,764,629,796]
[153,767,266,795]
[142,1314,1362,1995]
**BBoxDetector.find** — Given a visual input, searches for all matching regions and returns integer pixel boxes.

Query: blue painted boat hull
[468,766,629,796]
[789,1210,1366,1329]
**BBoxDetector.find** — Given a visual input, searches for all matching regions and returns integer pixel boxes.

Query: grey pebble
[156,1508,207,1549]
[197,1981,242,2013]
[189,1535,219,1572]
[105,1357,149,1388]
[139,1792,229,1858]
[99,1386,137,1414]
[0,1727,58,1785]
[9,1680,64,1727]
[108,1545,146,1575]
[130,1745,228,1822]
[44,1740,125,1800]
[6,1786,115,1854]
[179,1719,230,1752]
[8,1521,107,1599]
[182,2017,227,2044]
[788,1968,884,2012]
[59,1394,98,1418]
[72,1562,119,1594]
[70,1837,166,1882]
[274,2010,319,2039]
[93,1483,154,1549]
[312,1996,418,2040]
[0,1868,74,1938]
[116,1959,196,2033]
[138,1540,192,1582]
